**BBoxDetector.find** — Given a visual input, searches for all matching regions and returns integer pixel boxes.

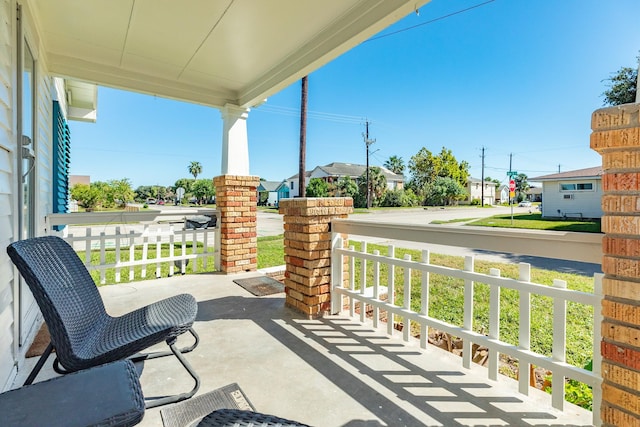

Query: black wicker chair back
[8,236,109,368]
[7,235,200,408]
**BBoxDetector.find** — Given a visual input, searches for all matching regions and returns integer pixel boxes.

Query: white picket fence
[47,209,219,284]
[330,219,603,426]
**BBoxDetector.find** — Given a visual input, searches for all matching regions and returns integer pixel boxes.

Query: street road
[257,206,601,276]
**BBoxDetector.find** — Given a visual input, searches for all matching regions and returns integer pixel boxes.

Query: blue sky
[69,0,640,189]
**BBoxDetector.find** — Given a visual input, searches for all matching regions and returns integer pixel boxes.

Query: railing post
[518,263,531,395]
[593,273,603,426]
[402,254,412,342]
[330,234,344,315]
[420,250,430,349]
[387,245,395,336]
[372,250,380,328]
[360,241,367,323]
[552,279,567,411]
[463,256,475,369]
[488,268,501,381]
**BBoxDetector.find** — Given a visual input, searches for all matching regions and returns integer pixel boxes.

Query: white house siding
[0,0,16,391]
[541,179,603,219]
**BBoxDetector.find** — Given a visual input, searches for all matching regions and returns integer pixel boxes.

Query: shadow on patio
[18,272,592,427]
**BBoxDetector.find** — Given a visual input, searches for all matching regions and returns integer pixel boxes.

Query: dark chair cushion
[0,360,144,427]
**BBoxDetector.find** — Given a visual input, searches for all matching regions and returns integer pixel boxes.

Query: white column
[220,104,250,175]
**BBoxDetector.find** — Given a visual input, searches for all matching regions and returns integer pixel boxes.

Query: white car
[518,201,532,207]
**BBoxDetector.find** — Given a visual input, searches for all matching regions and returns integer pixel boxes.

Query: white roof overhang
[30,0,431,109]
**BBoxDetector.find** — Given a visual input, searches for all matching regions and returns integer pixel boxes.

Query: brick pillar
[213,175,259,273]
[279,198,353,318]
[591,103,640,426]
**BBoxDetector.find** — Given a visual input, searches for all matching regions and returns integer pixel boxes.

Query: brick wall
[213,175,259,273]
[279,198,353,318]
[591,103,640,426]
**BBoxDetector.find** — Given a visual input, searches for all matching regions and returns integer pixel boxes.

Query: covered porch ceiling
[31,0,431,109]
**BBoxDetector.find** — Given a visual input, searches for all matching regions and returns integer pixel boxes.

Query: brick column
[591,103,640,426]
[279,198,353,318]
[213,175,259,273]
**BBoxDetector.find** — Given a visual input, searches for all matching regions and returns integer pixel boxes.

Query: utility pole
[558,164,561,173]
[364,120,375,209]
[299,76,308,197]
[481,147,485,207]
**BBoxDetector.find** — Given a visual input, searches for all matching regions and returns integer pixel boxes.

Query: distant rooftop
[530,166,602,181]
[288,162,403,181]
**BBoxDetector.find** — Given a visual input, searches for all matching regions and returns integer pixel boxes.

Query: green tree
[384,155,405,175]
[134,185,153,202]
[424,176,467,206]
[108,178,134,207]
[357,167,387,207]
[70,183,100,210]
[306,178,329,197]
[191,179,215,204]
[485,177,501,187]
[91,181,112,208]
[174,178,194,194]
[335,176,359,198]
[188,161,202,180]
[602,53,638,106]
[514,173,530,202]
[408,147,469,199]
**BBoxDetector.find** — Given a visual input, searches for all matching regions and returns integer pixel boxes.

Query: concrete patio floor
[16,271,593,427]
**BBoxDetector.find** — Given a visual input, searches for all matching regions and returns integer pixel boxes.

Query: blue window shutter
[52,101,71,230]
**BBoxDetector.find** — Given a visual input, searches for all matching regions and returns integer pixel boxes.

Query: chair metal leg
[23,342,54,386]
[130,328,199,362]
[144,341,201,409]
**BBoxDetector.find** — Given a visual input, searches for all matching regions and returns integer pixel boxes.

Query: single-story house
[530,166,603,219]
[257,180,288,206]
[465,177,496,205]
[287,162,404,197]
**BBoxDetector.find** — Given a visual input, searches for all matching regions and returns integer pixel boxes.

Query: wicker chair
[7,235,201,408]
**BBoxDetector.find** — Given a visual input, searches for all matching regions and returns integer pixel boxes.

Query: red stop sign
[509,179,515,191]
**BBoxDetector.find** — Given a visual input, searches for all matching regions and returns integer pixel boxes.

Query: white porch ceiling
[31,0,431,108]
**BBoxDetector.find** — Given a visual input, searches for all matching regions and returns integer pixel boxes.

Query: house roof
[258,181,282,192]
[530,166,603,181]
[32,0,430,109]
[315,162,404,181]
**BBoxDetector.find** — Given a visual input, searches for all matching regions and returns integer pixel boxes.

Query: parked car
[518,201,532,207]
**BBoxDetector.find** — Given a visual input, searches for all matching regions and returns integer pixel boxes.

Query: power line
[366,0,496,43]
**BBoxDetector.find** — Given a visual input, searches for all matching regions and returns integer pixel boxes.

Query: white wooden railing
[330,219,603,426]
[46,209,220,284]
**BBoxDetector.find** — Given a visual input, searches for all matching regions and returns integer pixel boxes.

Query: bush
[470,198,481,206]
[306,178,329,197]
[380,189,419,207]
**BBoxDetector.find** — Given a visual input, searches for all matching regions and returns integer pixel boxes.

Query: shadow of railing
[196,295,590,427]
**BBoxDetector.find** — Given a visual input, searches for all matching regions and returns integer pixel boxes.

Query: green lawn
[465,212,601,233]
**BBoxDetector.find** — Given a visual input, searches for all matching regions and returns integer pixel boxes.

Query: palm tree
[384,155,405,175]
[358,167,387,207]
[188,161,202,180]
